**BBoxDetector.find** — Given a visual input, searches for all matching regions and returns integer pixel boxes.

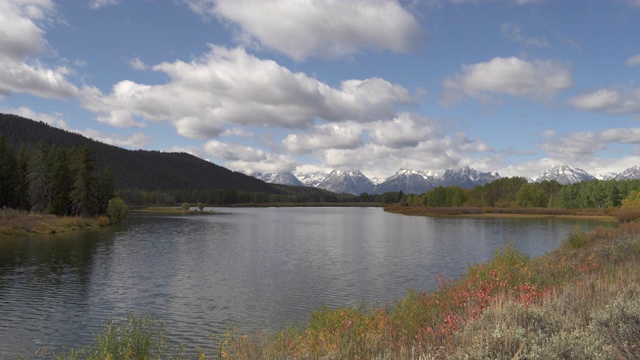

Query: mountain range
[252,164,640,195]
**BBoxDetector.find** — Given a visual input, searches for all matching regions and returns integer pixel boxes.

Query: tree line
[0,135,115,216]
[404,176,640,209]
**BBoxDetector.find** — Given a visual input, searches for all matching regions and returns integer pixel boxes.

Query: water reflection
[0,208,611,357]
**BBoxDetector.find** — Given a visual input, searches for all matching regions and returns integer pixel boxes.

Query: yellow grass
[0,208,109,236]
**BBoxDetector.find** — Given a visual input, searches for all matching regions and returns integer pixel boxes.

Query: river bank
[47,214,640,359]
[384,205,618,222]
[0,208,110,236]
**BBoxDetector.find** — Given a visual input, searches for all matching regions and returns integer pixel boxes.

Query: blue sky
[2,0,640,180]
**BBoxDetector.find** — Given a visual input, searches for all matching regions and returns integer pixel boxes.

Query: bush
[565,225,588,249]
[106,197,129,224]
[53,313,185,360]
[180,202,190,212]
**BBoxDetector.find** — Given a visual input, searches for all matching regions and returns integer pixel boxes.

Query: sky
[1,0,640,180]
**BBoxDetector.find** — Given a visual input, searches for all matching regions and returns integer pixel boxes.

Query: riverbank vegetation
[47,221,640,359]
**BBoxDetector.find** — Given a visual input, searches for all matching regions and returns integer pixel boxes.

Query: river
[0,207,610,358]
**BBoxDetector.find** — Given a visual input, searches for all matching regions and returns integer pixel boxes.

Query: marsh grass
[0,207,109,236]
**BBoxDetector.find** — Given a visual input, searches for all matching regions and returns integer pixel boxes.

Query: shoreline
[384,205,618,222]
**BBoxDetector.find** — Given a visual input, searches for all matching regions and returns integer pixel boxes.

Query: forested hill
[0,113,278,193]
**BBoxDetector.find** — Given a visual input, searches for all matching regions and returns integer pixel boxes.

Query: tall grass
[42,221,640,359]
[0,207,109,236]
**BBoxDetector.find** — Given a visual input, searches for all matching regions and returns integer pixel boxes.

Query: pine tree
[46,146,72,215]
[0,135,18,208]
[27,141,51,213]
[69,145,99,216]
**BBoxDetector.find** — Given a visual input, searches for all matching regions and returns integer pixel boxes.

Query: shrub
[565,224,587,249]
[106,197,129,224]
[53,312,185,360]
[180,202,190,212]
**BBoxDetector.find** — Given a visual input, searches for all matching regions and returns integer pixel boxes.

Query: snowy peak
[615,166,640,181]
[375,168,442,194]
[316,169,375,195]
[252,172,304,186]
[292,171,328,188]
[441,166,501,188]
[535,164,596,185]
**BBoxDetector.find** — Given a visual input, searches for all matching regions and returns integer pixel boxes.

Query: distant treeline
[404,176,640,209]
[0,136,115,216]
[115,188,406,206]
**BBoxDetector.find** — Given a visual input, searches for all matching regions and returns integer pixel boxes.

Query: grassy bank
[46,219,640,359]
[0,208,110,236]
[385,205,618,221]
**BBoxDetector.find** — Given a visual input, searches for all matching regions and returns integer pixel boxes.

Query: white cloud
[442,56,573,105]
[204,140,266,162]
[4,106,152,149]
[129,57,148,71]
[501,23,548,48]
[79,129,153,149]
[283,122,364,154]
[5,106,68,128]
[625,54,640,67]
[182,0,424,60]
[81,46,412,132]
[539,127,640,163]
[368,112,439,148]
[569,86,640,115]
[90,0,119,10]
[0,0,78,99]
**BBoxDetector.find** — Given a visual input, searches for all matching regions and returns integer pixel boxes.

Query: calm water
[0,207,610,358]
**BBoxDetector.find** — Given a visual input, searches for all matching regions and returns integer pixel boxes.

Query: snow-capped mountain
[293,171,328,188]
[316,170,375,195]
[535,164,596,185]
[250,164,640,196]
[441,166,501,188]
[374,169,442,194]
[252,172,304,186]
[615,166,640,181]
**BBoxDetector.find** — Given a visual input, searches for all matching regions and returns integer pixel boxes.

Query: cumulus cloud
[568,86,640,115]
[626,54,640,67]
[182,0,424,60]
[368,112,439,148]
[539,127,640,163]
[0,0,78,99]
[283,122,364,153]
[4,106,152,149]
[316,123,493,178]
[441,56,573,105]
[81,46,411,131]
[5,106,68,128]
[204,140,266,162]
[501,23,548,47]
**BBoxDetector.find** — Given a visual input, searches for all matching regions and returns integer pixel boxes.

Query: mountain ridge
[255,164,640,195]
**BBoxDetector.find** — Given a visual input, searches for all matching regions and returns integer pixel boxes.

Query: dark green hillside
[0,113,275,193]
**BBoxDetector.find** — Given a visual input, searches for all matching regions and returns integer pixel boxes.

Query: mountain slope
[252,172,304,186]
[374,169,441,194]
[316,170,375,195]
[615,166,640,180]
[536,164,596,185]
[0,114,277,193]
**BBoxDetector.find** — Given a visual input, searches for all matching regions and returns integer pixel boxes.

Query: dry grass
[0,207,109,236]
[385,205,616,221]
